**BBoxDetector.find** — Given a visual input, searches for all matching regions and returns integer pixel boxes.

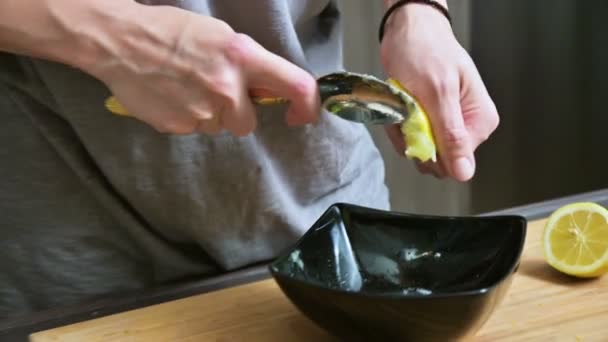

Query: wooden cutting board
[30,218,608,341]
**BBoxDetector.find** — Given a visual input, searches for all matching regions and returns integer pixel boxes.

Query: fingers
[218,79,258,136]
[108,84,201,134]
[142,70,255,137]
[385,124,449,179]
[460,55,500,147]
[406,72,476,182]
[110,32,315,136]
[385,74,475,181]
[226,34,320,126]
[436,94,476,181]
[416,160,446,178]
[384,124,406,152]
[114,89,227,136]
[196,114,222,135]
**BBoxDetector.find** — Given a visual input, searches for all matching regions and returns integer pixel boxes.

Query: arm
[0,0,129,70]
[379,0,498,182]
[0,0,319,136]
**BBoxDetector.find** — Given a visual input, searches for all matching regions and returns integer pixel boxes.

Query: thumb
[414,78,475,181]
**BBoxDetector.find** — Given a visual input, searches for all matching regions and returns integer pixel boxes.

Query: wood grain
[30,218,608,341]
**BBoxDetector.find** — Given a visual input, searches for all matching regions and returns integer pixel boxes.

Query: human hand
[81,3,319,136]
[380,1,499,182]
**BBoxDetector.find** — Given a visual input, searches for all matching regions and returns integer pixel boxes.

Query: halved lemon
[542,202,608,278]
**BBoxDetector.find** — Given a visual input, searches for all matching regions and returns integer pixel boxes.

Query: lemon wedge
[542,202,608,278]
[386,78,437,163]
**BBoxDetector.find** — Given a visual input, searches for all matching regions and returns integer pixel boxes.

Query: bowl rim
[269,202,528,299]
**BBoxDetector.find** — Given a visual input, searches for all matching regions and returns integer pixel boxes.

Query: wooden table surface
[29,217,608,342]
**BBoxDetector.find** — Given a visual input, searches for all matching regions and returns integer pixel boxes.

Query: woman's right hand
[79,2,320,136]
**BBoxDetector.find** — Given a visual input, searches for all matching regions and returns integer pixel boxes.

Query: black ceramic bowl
[269,203,527,342]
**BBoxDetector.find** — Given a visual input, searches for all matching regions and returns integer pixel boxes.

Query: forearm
[0,0,135,70]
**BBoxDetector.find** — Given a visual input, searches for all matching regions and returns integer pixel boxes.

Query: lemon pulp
[386,78,437,163]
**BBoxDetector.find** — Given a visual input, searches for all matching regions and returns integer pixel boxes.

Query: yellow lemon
[104,96,130,116]
[542,202,608,278]
[386,78,437,163]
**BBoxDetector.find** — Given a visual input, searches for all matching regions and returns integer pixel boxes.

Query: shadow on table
[518,258,600,285]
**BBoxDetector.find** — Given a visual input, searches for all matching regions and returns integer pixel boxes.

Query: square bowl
[269,203,527,341]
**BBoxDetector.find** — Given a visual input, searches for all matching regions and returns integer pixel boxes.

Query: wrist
[379,0,452,43]
[384,0,447,8]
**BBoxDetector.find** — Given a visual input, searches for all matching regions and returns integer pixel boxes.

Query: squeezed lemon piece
[386,79,437,163]
[542,202,608,278]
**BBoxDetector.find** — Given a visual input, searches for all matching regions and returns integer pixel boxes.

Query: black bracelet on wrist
[378,0,452,43]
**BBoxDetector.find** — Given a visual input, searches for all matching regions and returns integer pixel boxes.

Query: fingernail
[453,157,474,181]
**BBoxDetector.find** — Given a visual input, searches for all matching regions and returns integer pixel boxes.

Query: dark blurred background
[470,0,608,213]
